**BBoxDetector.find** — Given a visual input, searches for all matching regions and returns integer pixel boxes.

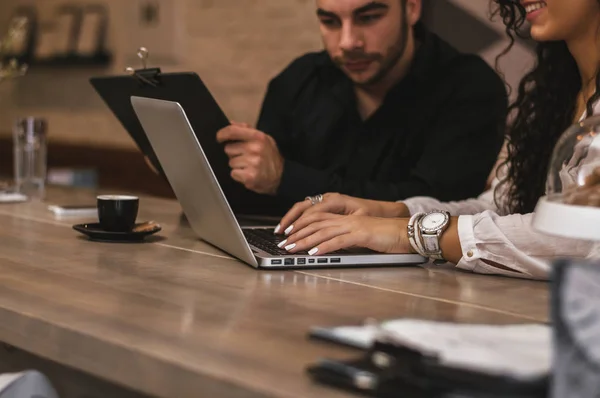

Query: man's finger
[229,156,249,170]
[217,125,261,143]
[231,169,258,191]
[231,169,249,185]
[229,155,260,170]
[224,142,248,158]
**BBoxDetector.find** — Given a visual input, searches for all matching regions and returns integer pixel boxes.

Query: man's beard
[333,9,410,86]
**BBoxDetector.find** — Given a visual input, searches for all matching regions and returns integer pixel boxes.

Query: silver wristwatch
[417,210,450,261]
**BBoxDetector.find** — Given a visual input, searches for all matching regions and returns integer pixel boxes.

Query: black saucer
[73,221,162,243]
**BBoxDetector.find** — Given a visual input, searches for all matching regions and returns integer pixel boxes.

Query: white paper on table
[312,319,551,381]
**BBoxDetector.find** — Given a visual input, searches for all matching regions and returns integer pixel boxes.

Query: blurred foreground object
[552,258,600,398]
[533,115,600,241]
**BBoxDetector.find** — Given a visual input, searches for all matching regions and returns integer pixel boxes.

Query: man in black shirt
[216,0,507,206]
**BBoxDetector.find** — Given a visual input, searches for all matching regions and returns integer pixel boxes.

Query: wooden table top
[0,187,549,398]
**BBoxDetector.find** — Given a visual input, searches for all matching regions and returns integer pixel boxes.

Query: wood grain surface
[0,187,549,397]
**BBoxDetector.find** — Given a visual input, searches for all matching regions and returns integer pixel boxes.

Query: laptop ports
[284,258,294,266]
[330,258,341,263]
[297,258,306,265]
[317,258,328,264]
[271,259,282,265]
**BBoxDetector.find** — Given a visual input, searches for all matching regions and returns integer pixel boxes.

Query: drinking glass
[13,117,47,200]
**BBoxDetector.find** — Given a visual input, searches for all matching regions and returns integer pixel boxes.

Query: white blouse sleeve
[401,177,595,280]
[456,211,595,280]
[399,103,600,280]
[402,186,498,216]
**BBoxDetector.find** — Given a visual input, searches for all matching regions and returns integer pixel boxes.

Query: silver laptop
[131,96,426,268]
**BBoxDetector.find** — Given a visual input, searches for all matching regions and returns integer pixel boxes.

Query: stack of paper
[311,319,551,380]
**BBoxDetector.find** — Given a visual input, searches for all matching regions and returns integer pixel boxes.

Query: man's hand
[216,122,284,195]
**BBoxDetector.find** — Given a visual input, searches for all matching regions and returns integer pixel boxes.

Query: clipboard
[89,49,290,218]
[307,339,549,398]
[306,319,549,398]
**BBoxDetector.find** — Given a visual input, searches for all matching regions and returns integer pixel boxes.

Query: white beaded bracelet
[407,212,427,257]
[413,217,428,257]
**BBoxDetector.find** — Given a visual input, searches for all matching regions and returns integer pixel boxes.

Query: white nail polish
[284,225,294,235]
[309,248,319,256]
[274,224,281,234]
[285,243,296,251]
[277,239,287,248]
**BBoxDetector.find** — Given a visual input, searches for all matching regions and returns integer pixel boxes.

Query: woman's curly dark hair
[492,0,600,214]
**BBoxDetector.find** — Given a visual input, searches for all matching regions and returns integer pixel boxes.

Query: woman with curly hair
[275,0,600,279]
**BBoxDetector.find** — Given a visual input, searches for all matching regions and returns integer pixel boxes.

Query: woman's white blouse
[403,179,595,280]
[403,104,600,280]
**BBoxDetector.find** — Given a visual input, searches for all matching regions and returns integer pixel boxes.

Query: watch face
[421,213,447,230]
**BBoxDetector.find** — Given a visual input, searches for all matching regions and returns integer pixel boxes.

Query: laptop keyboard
[243,228,303,255]
[243,228,352,256]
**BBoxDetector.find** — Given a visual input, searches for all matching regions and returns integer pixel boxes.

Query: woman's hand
[279,213,416,256]
[276,192,409,235]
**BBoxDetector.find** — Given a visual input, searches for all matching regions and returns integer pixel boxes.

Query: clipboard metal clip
[125,46,161,87]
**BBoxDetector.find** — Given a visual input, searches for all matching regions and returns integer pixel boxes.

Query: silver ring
[305,194,324,205]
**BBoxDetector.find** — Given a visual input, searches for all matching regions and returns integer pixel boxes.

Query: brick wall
[0,0,322,149]
[0,0,534,150]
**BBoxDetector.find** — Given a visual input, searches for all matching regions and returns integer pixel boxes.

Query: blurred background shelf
[2,53,112,68]
[29,53,112,67]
